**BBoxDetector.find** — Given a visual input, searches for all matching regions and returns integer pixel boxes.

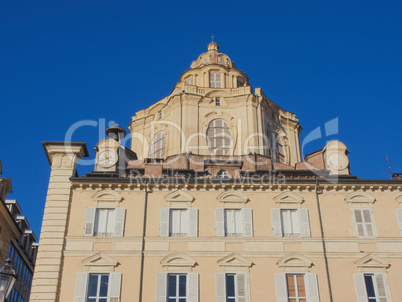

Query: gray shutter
[215,208,225,237]
[397,209,402,236]
[271,209,283,237]
[354,273,368,302]
[299,209,311,237]
[156,273,167,302]
[374,273,389,302]
[114,208,126,237]
[354,209,365,237]
[275,273,288,302]
[188,208,199,237]
[160,208,170,237]
[216,273,226,302]
[74,273,88,302]
[236,273,248,302]
[187,273,199,302]
[305,273,320,302]
[109,273,122,302]
[84,208,96,236]
[363,209,375,237]
[242,208,253,237]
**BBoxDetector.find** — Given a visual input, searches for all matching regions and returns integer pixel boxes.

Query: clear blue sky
[1,0,401,236]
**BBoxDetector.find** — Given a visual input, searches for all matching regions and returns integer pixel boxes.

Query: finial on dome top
[211,34,215,42]
[207,42,219,52]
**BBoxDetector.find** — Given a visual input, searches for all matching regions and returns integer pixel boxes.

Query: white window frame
[354,273,390,302]
[215,208,253,237]
[87,273,109,301]
[160,208,198,237]
[84,207,126,237]
[275,273,320,302]
[167,273,187,302]
[271,208,310,238]
[74,272,121,302]
[224,209,243,237]
[286,274,307,302]
[206,119,232,156]
[281,209,301,238]
[169,209,188,237]
[216,272,248,302]
[94,208,115,237]
[156,272,199,302]
[150,131,166,159]
[209,72,222,88]
[353,208,376,237]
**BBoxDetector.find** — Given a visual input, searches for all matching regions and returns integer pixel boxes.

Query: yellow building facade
[31,43,402,302]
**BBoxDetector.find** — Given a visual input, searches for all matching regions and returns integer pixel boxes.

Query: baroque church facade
[30,43,402,302]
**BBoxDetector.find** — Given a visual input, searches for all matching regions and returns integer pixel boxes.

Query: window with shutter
[276,209,310,238]
[157,273,199,302]
[150,132,166,159]
[170,209,188,237]
[359,274,389,302]
[74,273,122,302]
[224,209,243,237]
[353,209,375,237]
[94,208,115,237]
[206,119,232,156]
[217,273,248,302]
[209,72,222,88]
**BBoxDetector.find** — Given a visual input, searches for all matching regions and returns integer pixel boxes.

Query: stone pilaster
[30,142,88,302]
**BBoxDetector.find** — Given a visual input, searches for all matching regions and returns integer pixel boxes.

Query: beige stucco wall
[44,182,402,301]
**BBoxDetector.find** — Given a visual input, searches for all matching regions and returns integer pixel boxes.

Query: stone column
[30,142,88,302]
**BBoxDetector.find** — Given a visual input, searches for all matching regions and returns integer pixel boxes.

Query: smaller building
[0,159,38,302]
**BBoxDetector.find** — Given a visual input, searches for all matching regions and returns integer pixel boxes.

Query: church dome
[190,42,236,69]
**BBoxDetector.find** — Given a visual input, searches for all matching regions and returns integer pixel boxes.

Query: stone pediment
[92,190,123,207]
[274,191,304,205]
[217,191,249,203]
[277,254,313,272]
[345,192,376,204]
[355,254,390,271]
[161,253,197,268]
[396,195,402,205]
[218,253,253,268]
[82,252,118,272]
[164,190,194,203]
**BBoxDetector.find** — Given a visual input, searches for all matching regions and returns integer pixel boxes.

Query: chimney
[392,173,402,180]
[144,158,163,178]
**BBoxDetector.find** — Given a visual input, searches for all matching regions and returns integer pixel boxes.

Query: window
[94,208,115,237]
[271,208,310,237]
[169,209,188,237]
[209,72,221,88]
[396,209,402,235]
[217,170,230,179]
[287,274,307,302]
[206,119,232,156]
[215,208,253,237]
[156,273,198,302]
[275,273,319,302]
[224,209,243,237]
[87,274,109,302]
[160,208,198,237]
[74,273,121,302]
[354,273,389,302]
[281,209,301,237]
[84,208,126,237]
[158,112,162,120]
[237,77,245,87]
[168,274,187,302]
[150,132,166,159]
[215,98,221,106]
[273,132,285,163]
[216,273,247,302]
[185,77,193,85]
[353,209,375,237]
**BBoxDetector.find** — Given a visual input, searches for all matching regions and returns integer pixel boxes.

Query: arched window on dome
[150,132,166,159]
[206,119,232,155]
[209,72,222,88]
